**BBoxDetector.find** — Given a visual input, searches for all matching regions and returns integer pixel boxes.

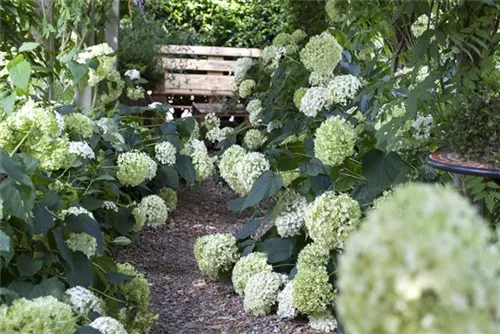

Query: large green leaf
[28,277,65,300]
[175,154,196,183]
[32,203,55,235]
[67,252,93,287]
[16,253,43,277]
[18,42,40,52]
[0,230,10,252]
[258,238,294,263]
[229,171,283,212]
[234,219,261,240]
[66,214,104,252]
[157,165,180,190]
[8,56,31,92]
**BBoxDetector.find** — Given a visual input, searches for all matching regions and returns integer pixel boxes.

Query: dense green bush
[143,0,293,47]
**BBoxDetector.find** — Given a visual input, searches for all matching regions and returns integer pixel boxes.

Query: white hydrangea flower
[126,86,144,101]
[54,111,65,135]
[69,141,95,160]
[338,183,500,334]
[75,43,114,64]
[275,191,308,238]
[309,71,335,86]
[300,87,328,117]
[232,252,272,295]
[234,152,270,195]
[202,113,220,132]
[61,206,95,220]
[219,145,247,194]
[132,195,169,229]
[326,75,363,106]
[243,129,267,150]
[234,57,253,82]
[305,191,361,250]
[246,99,263,126]
[261,45,285,71]
[124,69,141,80]
[186,139,215,181]
[293,265,335,315]
[314,116,356,166]
[206,127,233,143]
[309,311,338,332]
[239,79,256,98]
[412,114,433,140]
[297,242,330,270]
[277,281,297,319]
[243,271,288,316]
[300,32,343,75]
[155,141,176,166]
[89,316,127,334]
[194,233,240,280]
[266,120,282,133]
[66,233,98,258]
[64,286,103,315]
[116,151,157,187]
[102,201,118,212]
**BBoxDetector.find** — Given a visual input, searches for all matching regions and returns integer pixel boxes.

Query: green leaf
[234,219,261,240]
[0,178,35,222]
[177,117,195,138]
[32,203,55,235]
[258,238,294,263]
[16,254,43,277]
[8,58,31,93]
[67,252,93,287]
[106,272,134,284]
[28,277,65,300]
[157,165,179,190]
[75,327,102,334]
[18,42,40,52]
[1,93,16,114]
[0,230,10,252]
[175,154,196,183]
[67,61,88,85]
[94,174,115,182]
[299,158,326,176]
[111,236,132,246]
[310,174,331,195]
[66,214,104,252]
[361,150,408,199]
[229,171,283,212]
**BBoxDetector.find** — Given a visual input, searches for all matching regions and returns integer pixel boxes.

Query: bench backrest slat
[161,58,235,72]
[163,73,235,96]
[158,45,261,58]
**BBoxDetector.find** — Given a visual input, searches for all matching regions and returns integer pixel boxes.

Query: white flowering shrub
[326,74,363,106]
[338,183,500,334]
[132,195,169,229]
[64,286,103,315]
[243,271,288,316]
[232,252,272,295]
[300,32,343,75]
[69,141,95,160]
[155,141,176,166]
[314,116,356,166]
[305,191,361,250]
[117,151,157,187]
[194,234,239,280]
[299,86,329,117]
[185,139,215,181]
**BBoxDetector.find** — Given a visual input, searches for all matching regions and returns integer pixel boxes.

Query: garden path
[118,178,317,334]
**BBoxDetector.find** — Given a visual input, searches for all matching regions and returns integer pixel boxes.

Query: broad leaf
[229,171,283,212]
[18,42,40,52]
[175,154,196,183]
[8,57,31,92]
[258,238,294,263]
[234,219,261,240]
[0,230,10,252]
[32,203,55,234]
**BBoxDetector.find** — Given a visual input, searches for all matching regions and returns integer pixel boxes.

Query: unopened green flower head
[232,252,272,295]
[314,116,356,166]
[246,99,263,126]
[305,191,361,250]
[244,271,288,316]
[158,187,177,211]
[194,233,239,280]
[300,32,343,75]
[293,87,308,109]
[126,86,145,101]
[239,79,256,98]
[66,232,98,258]
[243,129,267,150]
[117,151,157,187]
[338,183,500,334]
[64,113,95,139]
[273,30,305,55]
[292,265,335,315]
[0,296,76,334]
[297,242,330,270]
[261,46,284,71]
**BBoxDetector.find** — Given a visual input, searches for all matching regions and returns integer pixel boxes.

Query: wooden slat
[162,58,236,72]
[163,73,236,94]
[193,103,245,114]
[155,88,234,97]
[158,45,261,58]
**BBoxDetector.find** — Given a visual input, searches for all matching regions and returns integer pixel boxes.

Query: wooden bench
[153,45,261,120]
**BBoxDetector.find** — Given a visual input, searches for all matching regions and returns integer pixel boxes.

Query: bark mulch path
[118,178,319,334]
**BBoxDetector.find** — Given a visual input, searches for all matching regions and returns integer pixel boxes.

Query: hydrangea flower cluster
[124,69,141,80]
[243,129,267,150]
[239,79,256,98]
[158,187,178,211]
[116,151,157,187]
[277,281,297,319]
[326,75,363,106]
[219,145,247,193]
[272,29,307,55]
[232,252,272,295]
[261,45,285,71]
[117,262,157,333]
[132,195,169,229]
[185,139,215,181]
[234,57,253,82]
[64,286,103,315]
[371,189,393,210]
[305,191,361,250]
[293,87,308,109]
[75,43,114,64]
[61,206,95,219]
[309,71,335,86]
[66,232,98,258]
[279,169,301,188]
[309,311,338,332]
[300,87,328,117]
[69,141,95,160]
[0,296,76,334]
[89,316,127,334]
[88,55,116,87]
[338,183,500,334]
[155,141,176,166]
[246,99,263,126]
[202,113,220,132]
[297,242,330,270]
[102,200,119,212]
[98,70,125,105]
[274,191,308,237]
[243,271,288,316]
[206,127,233,142]
[194,233,239,280]
[300,32,343,75]
[266,120,282,133]
[126,86,145,101]
[292,265,334,315]
[64,113,95,139]
[412,114,433,140]
[314,116,356,166]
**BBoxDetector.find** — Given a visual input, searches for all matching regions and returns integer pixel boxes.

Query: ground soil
[118,178,319,334]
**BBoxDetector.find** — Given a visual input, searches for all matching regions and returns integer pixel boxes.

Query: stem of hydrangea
[10,123,35,157]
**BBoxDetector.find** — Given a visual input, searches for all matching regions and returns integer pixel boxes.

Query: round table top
[426,150,500,179]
